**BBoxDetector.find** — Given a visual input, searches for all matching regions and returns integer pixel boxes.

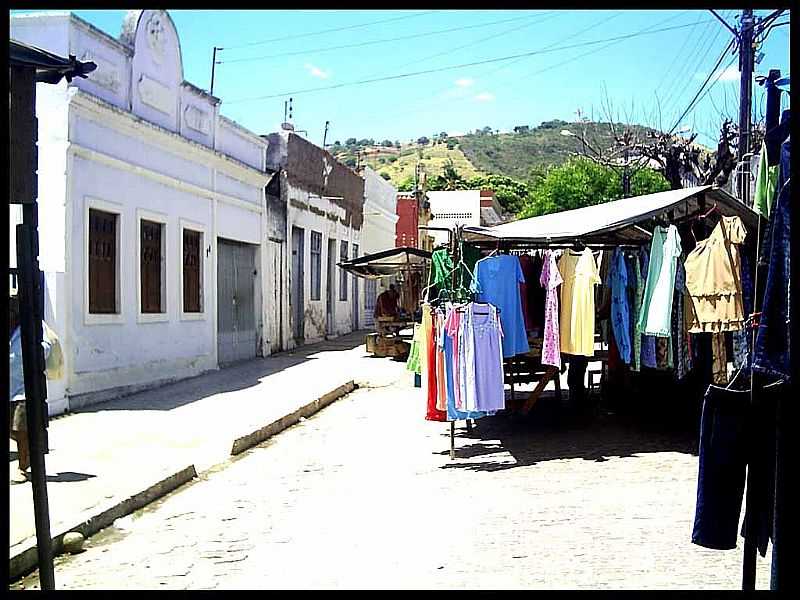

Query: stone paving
[9,331,400,557]
[12,376,772,590]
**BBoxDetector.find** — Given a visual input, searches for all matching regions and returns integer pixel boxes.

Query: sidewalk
[9,331,408,580]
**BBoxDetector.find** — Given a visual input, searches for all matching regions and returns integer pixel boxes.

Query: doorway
[217,238,257,365]
[351,243,359,331]
[326,238,336,337]
[291,226,305,344]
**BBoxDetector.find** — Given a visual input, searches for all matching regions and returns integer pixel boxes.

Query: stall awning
[337,247,431,279]
[463,185,760,246]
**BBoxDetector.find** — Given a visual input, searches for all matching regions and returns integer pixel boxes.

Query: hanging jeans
[692,385,749,550]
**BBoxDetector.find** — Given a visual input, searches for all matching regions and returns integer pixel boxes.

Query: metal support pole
[10,64,55,590]
[737,9,755,204]
[450,421,455,460]
[210,46,220,96]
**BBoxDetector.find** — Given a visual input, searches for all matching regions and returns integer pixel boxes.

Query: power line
[222,10,439,50]
[653,11,705,96]
[355,11,620,127]
[220,12,558,64]
[668,39,736,134]
[226,19,716,104]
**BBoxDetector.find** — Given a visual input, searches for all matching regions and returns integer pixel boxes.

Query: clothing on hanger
[471,254,529,358]
[558,247,601,357]
[607,247,632,365]
[639,224,682,337]
[540,250,563,369]
[685,215,747,333]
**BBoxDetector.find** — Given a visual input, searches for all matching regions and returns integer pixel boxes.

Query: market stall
[338,246,431,357]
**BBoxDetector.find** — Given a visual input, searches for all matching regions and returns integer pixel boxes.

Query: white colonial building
[9,10,334,414]
[359,167,399,328]
[426,189,506,245]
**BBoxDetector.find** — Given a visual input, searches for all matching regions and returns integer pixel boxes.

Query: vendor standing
[9,296,60,484]
[374,284,400,320]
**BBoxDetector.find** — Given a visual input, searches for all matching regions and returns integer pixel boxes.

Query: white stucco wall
[11,10,271,413]
[427,190,481,245]
[284,182,362,347]
[360,168,399,328]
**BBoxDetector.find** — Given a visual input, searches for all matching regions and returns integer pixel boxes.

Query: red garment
[375,290,399,318]
[426,314,447,421]
[519,254,545,332]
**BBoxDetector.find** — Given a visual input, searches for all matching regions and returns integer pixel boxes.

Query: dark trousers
[692,385,749,550]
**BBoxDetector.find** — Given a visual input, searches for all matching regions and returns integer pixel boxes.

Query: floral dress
[539,250,563,369]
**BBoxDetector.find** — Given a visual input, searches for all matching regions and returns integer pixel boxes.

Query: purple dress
[466,302,505,413]
[540,250,563,368]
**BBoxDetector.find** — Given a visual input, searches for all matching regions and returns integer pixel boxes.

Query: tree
[394,140,401,148]
[417,136,430,145]
[513,125,530,134]
[466,174,533,215]
[446,139,457,150]
[357,138,371,146]
[345,137,357,146]
[344,157,357,168]
[382,139,394,147]
[333,140,341,146]
[518,156,668,218]
[397,175,415,192]
[439,131,448,140]
[380,172,392,180]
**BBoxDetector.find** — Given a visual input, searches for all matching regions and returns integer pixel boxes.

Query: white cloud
[694,65,740,82]
[714,66,740,82]
[454,77,474,88]
[474,92,495,102]
[304,63,330,79]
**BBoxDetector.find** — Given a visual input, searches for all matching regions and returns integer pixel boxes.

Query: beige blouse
[684,215,747,333]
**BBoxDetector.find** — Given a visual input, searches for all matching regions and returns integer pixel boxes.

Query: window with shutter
[310,231,322,301]
[140,220,163,313]
[88,209,117,314]
[183,229,202,313]
[339,241,348,301]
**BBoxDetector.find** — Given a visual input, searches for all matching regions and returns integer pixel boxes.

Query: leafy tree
[446,139,457,150]
[344,157,357,168]
[345,137,357,146]
[333,140,341,146]
[380,172,392,180]
[357,138,372,146]
[427,159,467,191]
[394,140,401,148]
[518,157,669,218]
[382,139,394,147]
[397,175,415,192]
[466,173,533,215]
[417,136,430,145]
[439,131,448,140]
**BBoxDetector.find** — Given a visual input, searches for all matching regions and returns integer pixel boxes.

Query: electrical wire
[668,41,736,134]
[225,19,716,104]
[220,12,559,64]
[222,10,439,50]
[653,11,706,96]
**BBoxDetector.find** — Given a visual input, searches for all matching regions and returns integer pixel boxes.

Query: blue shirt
[607,248,632,364]
[471,255,530,358]
[9,325,51,402]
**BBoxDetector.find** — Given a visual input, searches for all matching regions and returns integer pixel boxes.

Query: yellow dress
[685,216,747,333]
[558,249,601,357]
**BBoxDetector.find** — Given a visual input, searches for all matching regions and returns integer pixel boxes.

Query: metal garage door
[217,238,257,365]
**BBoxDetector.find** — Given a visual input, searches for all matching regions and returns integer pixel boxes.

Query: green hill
[331,120,707,188]
[458,120,665,181]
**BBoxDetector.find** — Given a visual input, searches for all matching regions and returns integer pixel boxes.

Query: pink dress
[540,250,563,368]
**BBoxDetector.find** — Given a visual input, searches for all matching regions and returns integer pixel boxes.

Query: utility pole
[322,120,330,148]
[622,146,631,197]
[737,9,755,204]
[210,46,221,96]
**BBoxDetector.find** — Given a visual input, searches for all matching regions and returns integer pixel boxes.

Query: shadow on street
[72,332,369,414]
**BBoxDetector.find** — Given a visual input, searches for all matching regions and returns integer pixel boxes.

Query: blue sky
[15,9,791,148]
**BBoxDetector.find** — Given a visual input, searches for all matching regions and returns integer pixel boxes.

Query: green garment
[427,242,481,301]
[753,141,779,217]
[406,324,422,374]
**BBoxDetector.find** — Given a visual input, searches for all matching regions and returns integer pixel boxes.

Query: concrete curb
[10,379,357,582]
[230,381,356,456]
[9,465,198,582]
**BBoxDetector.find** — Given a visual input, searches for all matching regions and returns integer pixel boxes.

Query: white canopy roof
[463,185,760,246]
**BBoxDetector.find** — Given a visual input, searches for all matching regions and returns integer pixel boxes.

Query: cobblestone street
[13,378,771,590]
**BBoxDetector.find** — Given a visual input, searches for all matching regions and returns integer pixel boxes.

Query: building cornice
[69,90,271,186]
[70,142,263,215]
